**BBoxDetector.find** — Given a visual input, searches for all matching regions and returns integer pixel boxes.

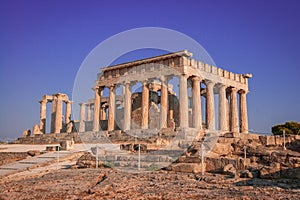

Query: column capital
[230,87,238,92]
[79,102,86,106]
[191,76,202,82]
[39,99,47,104]
[238,89,248,94]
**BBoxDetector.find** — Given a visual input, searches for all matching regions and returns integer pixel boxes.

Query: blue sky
[0,0,299,140]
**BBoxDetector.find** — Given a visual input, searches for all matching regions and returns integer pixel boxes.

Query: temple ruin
[77,50,252,134]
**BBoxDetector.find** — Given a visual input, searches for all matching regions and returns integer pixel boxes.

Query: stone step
[97,154,175,163]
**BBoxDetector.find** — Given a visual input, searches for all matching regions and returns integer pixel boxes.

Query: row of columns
[90,75,248,133]
[39,94,72,134]
[178,75,248,133]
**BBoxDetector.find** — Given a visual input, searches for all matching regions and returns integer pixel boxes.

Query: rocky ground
[0,167,299,200]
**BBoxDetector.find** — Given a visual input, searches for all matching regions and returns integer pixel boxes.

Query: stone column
[230,87,239,133]
[124,83,131,130]
[192,77,202,129]
[55,94,63,133]
[206,80,215,130]
[65,100,72,133]
[179,74,189,128]
[108,85,115,131]
[51,97,57,133]
[86,104,91,121]
[239,90,248,133]
[141,81,149,129]
[219,84,228,132]
[93,87,102,132]
[160,77,168,129]
[100,105,106,120]
[79,103,85,132]
[39,99,47,134]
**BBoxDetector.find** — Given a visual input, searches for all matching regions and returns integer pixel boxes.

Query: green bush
[272,121,300,136]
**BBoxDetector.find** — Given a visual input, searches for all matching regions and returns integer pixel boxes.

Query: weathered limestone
[39,99,47,134]
[79,103,86,132]
[124,83,132,130]
[65,100,72,133]
[179,74,189,128]
[108,85,115,131]
[141,81,149,129]
[192,76,202,129]
[93,87,101,132]
[160,77,168,129]
[206,80,215,130]
[230,87,239,133]
[219,84,228,132]
[239,90,248,133]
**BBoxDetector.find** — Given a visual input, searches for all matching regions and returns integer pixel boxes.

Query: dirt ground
[0,167,299,200]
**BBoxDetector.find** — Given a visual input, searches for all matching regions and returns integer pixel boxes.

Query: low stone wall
[14,132,82,144]
[178,133,300,179]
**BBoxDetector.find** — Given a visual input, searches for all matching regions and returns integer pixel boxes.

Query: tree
[272,121,300,136]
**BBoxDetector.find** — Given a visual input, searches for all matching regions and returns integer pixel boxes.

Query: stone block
[170,163,205,173]
[60,140,74,151]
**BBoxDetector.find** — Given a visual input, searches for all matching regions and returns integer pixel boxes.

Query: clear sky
[1,0,299,140]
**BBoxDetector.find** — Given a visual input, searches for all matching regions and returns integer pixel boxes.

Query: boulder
[239,170,253,178]
[223,163,237,178]
[259,162,281,179]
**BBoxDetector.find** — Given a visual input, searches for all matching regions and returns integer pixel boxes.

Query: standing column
[51,97,57,133]
[65,100,72,133]
[108,85,115,131]
[160,77,168,129]
[219,84,228,132]
[230,87,238,132]
[124,83,131,130]
[179,74,189,128]
[39,99,47,134]
[192,77,202,129]
[93,87,102,132]
[55,94,63,133]
[100,105,106,120]
[86,104,91,121]
[239,90,248,133]
[206,80,215,130]
[141,81,149,129]
[79,103,86,132]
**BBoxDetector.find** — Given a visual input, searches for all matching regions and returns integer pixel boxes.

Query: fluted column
[219,84,228,132]
[50,97,57,133]
[206,80,215,130]
[160,77,168,129]
[239,90,248,133]
[192,77,202,129]
[39,99,47,134]
[108,85,115,131]
[141,81,149,129]
[124,83,131,130]
[93,87,102,132]
[65,100,72,133]
[55,94,63,133]
[230,87,238,132]
[179,74,189,128]
[79,103,85,132]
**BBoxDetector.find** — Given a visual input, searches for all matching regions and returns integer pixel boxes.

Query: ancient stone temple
[78,50,252,134]
[38,93,73,134]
